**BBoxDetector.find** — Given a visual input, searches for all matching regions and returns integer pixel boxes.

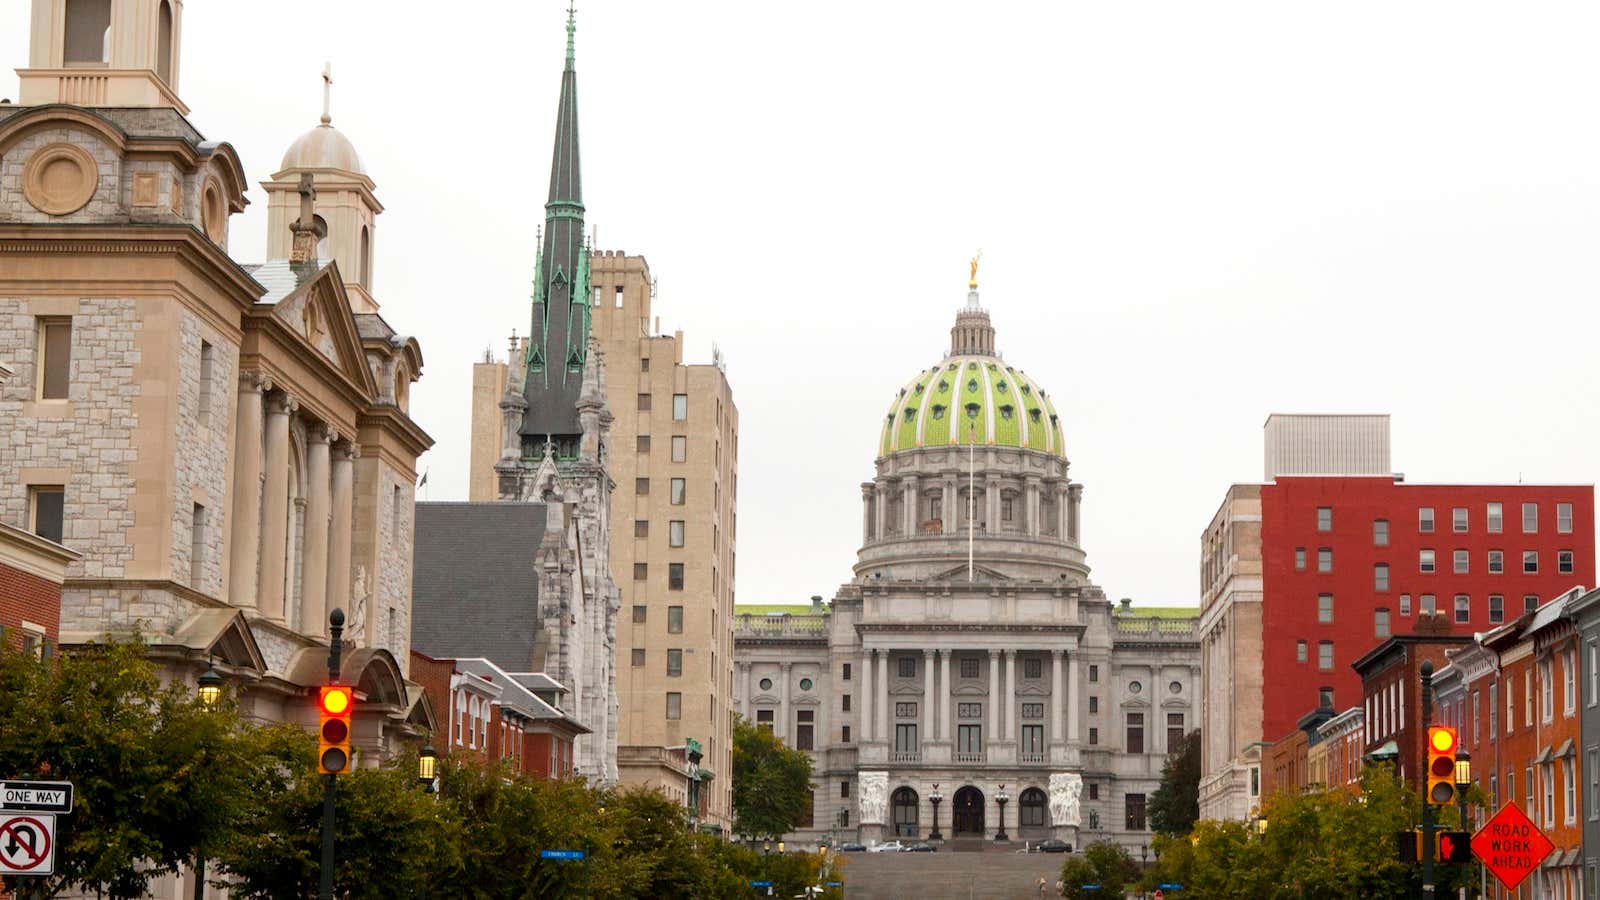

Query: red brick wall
[0,561,61,643]
[1261,478,1594,744]
[408,652,455,748]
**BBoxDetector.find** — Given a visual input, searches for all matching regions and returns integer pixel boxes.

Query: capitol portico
[734,273,1199,852]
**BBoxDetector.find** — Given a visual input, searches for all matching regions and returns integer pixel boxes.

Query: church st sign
[1471,802,1554,892]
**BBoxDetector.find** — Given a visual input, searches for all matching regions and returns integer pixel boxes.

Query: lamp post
[418,743,438,793]
[995,785,1009,841]
[1255,816,1268,836]
[1454,750,1472,900]
[929,784,943,841]
[193,658,224,900]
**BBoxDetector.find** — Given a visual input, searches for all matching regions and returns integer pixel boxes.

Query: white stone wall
[168,308,236,597]
[0,297,141,578]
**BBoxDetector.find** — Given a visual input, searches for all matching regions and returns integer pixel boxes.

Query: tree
[0,639,292,899]
[1057,841,1134,899]
[731,716,813,839]
[1149,728,1202,835]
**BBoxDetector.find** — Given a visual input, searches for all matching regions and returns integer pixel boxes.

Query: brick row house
[410,652,588,780]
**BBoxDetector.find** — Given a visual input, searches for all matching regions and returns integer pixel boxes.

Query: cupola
[17,0,188,112]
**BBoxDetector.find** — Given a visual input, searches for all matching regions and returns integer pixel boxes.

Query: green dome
[878,356,1066,458]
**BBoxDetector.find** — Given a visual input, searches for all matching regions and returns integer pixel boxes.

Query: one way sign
[0,780,73,814]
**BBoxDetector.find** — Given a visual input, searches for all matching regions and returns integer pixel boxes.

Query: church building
[734,273,1199,852]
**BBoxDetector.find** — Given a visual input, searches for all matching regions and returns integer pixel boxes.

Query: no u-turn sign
[0,813,55,876]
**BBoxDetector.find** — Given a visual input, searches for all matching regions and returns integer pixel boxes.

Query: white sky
[8,2,1600,611]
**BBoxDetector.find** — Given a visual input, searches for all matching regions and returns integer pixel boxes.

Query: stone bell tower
[17,0,189,112]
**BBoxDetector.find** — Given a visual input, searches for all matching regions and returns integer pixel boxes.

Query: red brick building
[410,652,588,780]
[1261,476,1594,747]
[0,521,77,653]
[1352,626,1472,786]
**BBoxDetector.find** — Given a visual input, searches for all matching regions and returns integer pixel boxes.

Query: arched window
[1019,788,1048,828]
[314,215,329,259]
[64,0,112,64]
[891,787,919,838]
[157,1,174,83]
[359,225,372,289]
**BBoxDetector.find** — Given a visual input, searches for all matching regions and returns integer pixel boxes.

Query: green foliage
[1149,729,1202,835]
[732,715,814,839]
[1058,840,1135,898]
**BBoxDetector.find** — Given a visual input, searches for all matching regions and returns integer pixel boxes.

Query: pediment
[1121,696,1152,710]
[931,563,1011,582]
[1016,683,1051,697]
[1160,697,1191,709]
[953,684,988,696]
[751,693,779,706]
[890,683,924,696]
[268,262,378,397]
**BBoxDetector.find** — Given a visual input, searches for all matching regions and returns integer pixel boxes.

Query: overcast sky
[8,2,1600,611]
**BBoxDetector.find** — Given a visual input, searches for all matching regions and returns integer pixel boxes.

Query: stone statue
[1048,772,1083,827]
[858,771,889,825]
[348,566,369,647]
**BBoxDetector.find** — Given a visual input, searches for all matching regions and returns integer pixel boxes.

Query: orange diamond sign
[1471,802,1555,891]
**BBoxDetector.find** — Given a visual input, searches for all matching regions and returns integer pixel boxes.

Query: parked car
[867,840,907,852]
[839,842,867,852]
[1035,839,1072,853]
[906,842,937,852]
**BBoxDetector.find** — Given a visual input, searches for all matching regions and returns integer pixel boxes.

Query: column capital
[780,661,793,671]
[266,392,299,416]
[988,649,999,659]
[334,441,360,462]
[307,422,334,445]
[1051,648,1064,659]
[240,369,273,394]
[923,648,935,659]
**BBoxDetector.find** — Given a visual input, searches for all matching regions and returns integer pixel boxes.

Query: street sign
[1158,885,1183,891]
[0,813,55,876]
[539,849,586,860]
[0,780,73,814]
[1472,803,1555,892]
[750,881,773,887]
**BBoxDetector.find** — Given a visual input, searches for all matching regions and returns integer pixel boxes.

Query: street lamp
[995,785,1010,842]
[418,743,438,792]
[1255,817,1268,836]
[763,840,771,855]
[929,784,944,841]
[197,658,224,708]
[1454,751,1472,828]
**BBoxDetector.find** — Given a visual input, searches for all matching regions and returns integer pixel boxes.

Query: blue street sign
[826,882,843,887]
[1081,886,1101,891]
[540,849,586,860]
[1158,884,1183,891]
[750,881,773,887]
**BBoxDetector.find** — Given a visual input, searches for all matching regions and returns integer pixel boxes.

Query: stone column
[873,483,887,540]
[1067,484,1083,544]
[861,650,874,742]
[779,662,792,741]
[943,474,958,534]
[862,484,875,542]
[877,650,890,743]
[940,650,953,741]
[327,441,356,634]
[987,651,1000,747]
[1005,650,1017,740]
[904,475,919,535]
[228,371,269,609]
[737,662,750,715]
[1067,654,1081,743]
[1056,484,1070,540]
[984,475,998,533]
[300,424,332,639]
[1025,477,1042,536]
[258,393,296,623]
[923,649,935,753]
[1051,650,1065,744]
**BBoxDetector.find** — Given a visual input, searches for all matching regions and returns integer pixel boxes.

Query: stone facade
[734,284,1198,853]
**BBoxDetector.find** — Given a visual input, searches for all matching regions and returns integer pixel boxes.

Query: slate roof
[242,258,327,304]
[412,502,547,672]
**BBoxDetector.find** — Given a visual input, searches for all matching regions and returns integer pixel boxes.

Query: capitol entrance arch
[951,786,985,836]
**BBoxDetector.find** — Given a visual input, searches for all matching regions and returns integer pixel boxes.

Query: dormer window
[996,381,1008,393]
[964,402,981,419]
[932,404,946,420]
[967,379,979,393]
[903,407,916,421]
[914,383,924,394]
[1021,384,1032,396]
[999,404,1014,419]
[937,380,949,393]
[1029,408,1042,423]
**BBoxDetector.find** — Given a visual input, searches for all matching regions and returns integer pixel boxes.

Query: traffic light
[1438,830,1471,864]
[1426,726,1458,806]
[318,685,354,775]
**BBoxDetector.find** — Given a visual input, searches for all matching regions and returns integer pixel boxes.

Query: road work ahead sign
[1471,802,1554,892]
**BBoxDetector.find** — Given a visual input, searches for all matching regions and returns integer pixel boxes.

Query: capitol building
[734,274,1200,851]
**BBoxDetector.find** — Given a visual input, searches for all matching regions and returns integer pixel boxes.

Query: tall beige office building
[464,16,736,827]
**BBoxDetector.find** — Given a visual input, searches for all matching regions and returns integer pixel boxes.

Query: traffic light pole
[1420,660,1435,900]
[319,608,345,900]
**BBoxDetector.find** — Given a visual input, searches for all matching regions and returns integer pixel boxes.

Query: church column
[300,424,332,639]
[861,650,874,742]
[1051,649,1065,746]
[940,650,953,741]
[1067,654,1081,743]
[779,662,792,741]
[1025,477,1042,536]
[258,393,296,623]
[923,649,935,754]
[877,650,890,743]
[327,441,356,634]
[987,651,1000,750]
[228,371,269,609]
[1004,650,1017,741]
[943,473,958,535]
[1067,484,1083,544]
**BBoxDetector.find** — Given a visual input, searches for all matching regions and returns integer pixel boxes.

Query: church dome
[878,355,1066,459]
[279,123,364,175]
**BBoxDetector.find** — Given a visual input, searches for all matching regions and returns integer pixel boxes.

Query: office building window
[1374,519,1389,546]
[842,780,852,799]
[1454,549,1469,574]
[958,702,982,718]
[1526,595,1540,614]
[841,725,851,743]
[1089,664,1099,682]
[636,435,651,453]
[631,648,645,667]
[898,657,916,678]
[634,519,649,538]
[36,317,71,400]
[1296,640,1307,663]
[1489,550,1504,574]
[1374,564,1389,591]
[666,649,683,677]
[1295,548,1306,571]
[1090,696,1099,713]
[1419,507,1435,533]
[1088,727,1099,746]
[672,394,688,420]
[1400,594,1412,616]
[635,477,650,495]
[669,520,685,547]
[1375,609,1391,638]
[960,658,980,679]
[1318,594,1333,623]
[637,393,652,412]
[798,710,815,750]
[632,605,646,623]
[1488,502,1504,533]
[1419,549,1436,573]
[1024,658,1042,679]
[1489,595,1504,624]
[1021,724,1044,755]
[1317,507,1332,531]
[1167,713,1185,748]
[1560,550,1575,574]
[668,563,685,590]
[1524,502,1539,534]
[1318,548,1333,573]
[756,709,774,731]
[1558,502,1574,534]
[957,724,983,753]
[667,606,683,633]
[1524,551,1539,574]
[671,435,687,462]
[842,694,851,712]
[843,663,852,681]
[1126,713,1144,754]
[666,693,681,720]
[633,562,648,580]
[670,478,686,505]
[1318,641,1334,671]
[29,486,65,544]
[1454,595,1470,623]
[1126,794,1147,831]
[1453,507,1468,532]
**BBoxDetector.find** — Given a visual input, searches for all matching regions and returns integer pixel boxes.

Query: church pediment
[264,261,378,396]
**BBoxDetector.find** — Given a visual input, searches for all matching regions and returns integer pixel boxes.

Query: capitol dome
[279,122,365,175]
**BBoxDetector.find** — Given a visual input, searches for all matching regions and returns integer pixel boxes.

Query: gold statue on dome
[969,250,982,289]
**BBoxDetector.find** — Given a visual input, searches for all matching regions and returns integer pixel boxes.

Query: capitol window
[1024,658,1042,679]
[895,702,917,717]
[960,658,980,679]
[958,702,982,719]
[898,657,916,678]
[1022,703,1044,719]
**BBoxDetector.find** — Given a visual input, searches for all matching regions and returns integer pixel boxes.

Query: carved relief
[1048,772,1082,827]
[858,771,889,825]
[22,143,99,215]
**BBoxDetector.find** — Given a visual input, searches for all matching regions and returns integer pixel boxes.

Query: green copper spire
[566,3,576,68]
